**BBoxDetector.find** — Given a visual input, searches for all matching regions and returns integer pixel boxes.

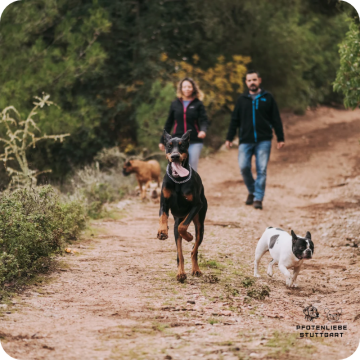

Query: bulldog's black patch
[269,235,279,249]
[276,228,284,231]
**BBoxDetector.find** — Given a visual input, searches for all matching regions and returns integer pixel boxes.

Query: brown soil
[2,107,360,360]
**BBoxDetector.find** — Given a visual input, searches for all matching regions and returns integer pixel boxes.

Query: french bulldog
[254,227,314,287]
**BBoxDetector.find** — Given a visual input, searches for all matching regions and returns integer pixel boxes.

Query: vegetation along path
[2,107,360,360]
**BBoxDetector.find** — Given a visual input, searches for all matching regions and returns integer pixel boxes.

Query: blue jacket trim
[251,92,265,142]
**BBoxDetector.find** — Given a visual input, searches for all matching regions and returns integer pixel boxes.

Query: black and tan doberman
[157,129,207,282]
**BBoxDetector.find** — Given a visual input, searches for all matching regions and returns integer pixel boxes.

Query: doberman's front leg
[157,187,172,240]
[175,217,186,282]
[178,201,203,242]
[191,213,204,276]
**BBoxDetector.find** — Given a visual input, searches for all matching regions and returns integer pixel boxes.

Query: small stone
[249,353,261,358]
[187,300,195,304]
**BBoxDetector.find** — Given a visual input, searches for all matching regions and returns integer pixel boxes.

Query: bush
[0,185,86,285]
[72,159,135,219]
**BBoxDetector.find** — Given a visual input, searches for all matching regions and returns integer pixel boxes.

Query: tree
[333,20,360,109]
[0,0,111,179]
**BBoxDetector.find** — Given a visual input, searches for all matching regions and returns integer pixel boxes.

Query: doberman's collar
[166,164,192,184]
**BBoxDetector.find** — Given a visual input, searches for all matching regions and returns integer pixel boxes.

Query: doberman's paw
[157,230,168,240]
[192,270,202,277]
[177,273,187,283]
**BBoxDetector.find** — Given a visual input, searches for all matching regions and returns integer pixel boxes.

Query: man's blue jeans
[238,141,272,201]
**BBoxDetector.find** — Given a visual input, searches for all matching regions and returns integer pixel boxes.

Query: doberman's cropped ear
[163,130,172,143]
[181,129,192,142]
[291,230,297,243]
[305,231,311,240]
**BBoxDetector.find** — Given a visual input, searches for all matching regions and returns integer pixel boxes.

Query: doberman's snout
[171,153,180,161]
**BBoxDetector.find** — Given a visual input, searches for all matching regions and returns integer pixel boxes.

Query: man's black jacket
[226,90,284,144]
[160,98,210,144]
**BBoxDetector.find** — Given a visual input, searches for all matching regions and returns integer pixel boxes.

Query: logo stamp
[303,305,319,322]
[325,308,342,322]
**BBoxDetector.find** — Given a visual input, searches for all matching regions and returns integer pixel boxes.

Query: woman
[159,77,210,171]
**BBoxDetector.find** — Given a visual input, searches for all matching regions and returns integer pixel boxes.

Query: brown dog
[123,159,161,199]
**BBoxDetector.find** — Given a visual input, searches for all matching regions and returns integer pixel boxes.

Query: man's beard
[249,85,259,92]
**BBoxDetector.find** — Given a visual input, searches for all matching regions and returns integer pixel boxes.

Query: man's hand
[277,142,285,150]
[159,143,165,151]
[225,140,233,149]
[198,131,206,139]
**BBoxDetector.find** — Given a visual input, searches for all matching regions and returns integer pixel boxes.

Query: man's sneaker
[253,200,263,210]
[245,194,254,205]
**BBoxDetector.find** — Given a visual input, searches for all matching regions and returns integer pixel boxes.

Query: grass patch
[265,331,297,358]
[152,322,170,332]
[208,317,220,325]
[199,253,225,270]
[241,277,255,288]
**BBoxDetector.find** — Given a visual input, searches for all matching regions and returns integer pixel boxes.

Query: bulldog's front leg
[157,187,171,240]
[291,265,302,287]
[278,263,293,287]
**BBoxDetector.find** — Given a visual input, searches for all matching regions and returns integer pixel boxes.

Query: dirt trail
[2,107,360,360]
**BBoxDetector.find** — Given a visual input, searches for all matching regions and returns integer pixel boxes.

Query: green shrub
[0,185,86,285]
[72,159,135,219]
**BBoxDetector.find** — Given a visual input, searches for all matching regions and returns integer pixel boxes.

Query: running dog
[254,227,314,287]
[157,129,207,282]
[123,159,161,200]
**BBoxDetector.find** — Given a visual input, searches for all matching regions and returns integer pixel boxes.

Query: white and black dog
[254,227,314,287]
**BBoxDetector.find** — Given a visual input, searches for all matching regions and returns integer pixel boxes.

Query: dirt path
[2,107,360,360]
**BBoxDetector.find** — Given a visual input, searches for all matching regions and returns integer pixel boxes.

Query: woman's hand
[198,131,206,139]
[159,143,165,151]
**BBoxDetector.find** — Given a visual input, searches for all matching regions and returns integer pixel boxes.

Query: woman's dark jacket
[160,98,210,144]
[226,90,284,144]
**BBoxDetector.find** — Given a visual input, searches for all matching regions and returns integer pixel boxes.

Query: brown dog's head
[163,129,191,165]
[122,160,134,176]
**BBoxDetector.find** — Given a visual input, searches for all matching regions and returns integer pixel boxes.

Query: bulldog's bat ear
[181,129,192,142]
[305,231,311,240]
[163,130,172,143]
[291,230,297,242]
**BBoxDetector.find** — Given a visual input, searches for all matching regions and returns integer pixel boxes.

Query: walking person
[225,70,285,210]
[159,77,210,171]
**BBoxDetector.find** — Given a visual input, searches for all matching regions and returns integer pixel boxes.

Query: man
[225,70,285,210]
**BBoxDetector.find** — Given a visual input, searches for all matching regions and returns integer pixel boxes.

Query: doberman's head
[122,160,134,176]
[163,129,191,166]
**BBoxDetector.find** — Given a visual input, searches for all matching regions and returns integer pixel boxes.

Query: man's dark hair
[246,70,260,77]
